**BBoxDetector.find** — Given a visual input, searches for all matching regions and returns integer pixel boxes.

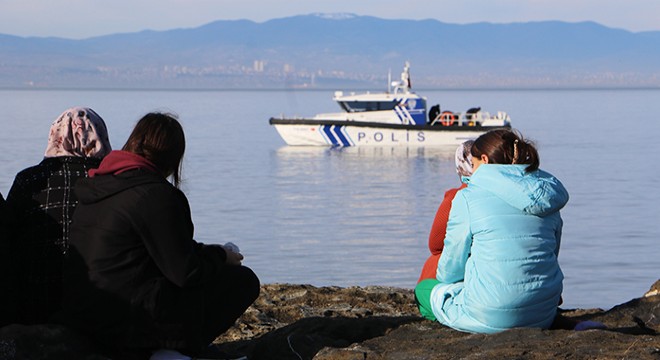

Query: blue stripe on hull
[321,124,354,146]
[332,125,351,146]
[322,125,339,145]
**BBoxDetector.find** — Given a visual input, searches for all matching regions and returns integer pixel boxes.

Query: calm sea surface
[0,88,658,310]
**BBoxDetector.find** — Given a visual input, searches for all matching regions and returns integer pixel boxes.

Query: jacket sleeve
[436,191,473,284]
[134,184,226,288]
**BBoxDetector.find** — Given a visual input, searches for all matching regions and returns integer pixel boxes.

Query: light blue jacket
[431,164,569,333]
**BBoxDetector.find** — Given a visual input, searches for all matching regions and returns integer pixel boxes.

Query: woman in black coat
[60,112,259,358]
[0,192,16,327]
[6,107,111,324]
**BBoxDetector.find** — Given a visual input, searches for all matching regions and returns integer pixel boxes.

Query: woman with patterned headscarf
[6,107,112,325]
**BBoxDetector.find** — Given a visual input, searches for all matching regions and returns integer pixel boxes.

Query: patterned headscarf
[44,107,112,158]
[455,140,474,178]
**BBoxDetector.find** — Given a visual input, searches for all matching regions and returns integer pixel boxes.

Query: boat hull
[269,118,510,146]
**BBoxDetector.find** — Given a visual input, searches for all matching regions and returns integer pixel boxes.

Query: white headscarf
[455,140,474,178]
[44,107,112,158]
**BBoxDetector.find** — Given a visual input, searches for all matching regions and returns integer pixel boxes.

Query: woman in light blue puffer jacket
[415,129,569,333]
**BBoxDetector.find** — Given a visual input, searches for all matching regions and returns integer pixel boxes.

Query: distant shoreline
[2,85,660,92]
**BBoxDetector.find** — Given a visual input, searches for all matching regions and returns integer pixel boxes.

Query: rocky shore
[1,279,658,359]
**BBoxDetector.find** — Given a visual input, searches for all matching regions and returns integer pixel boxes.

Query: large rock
[0,280,658,359]
[214,281,660,360]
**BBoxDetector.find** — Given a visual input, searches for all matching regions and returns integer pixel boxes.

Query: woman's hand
[223,246,244,266]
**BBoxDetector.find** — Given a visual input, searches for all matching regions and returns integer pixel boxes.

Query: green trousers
[415,279,439,321]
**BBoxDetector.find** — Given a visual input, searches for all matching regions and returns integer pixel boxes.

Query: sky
[0,0,659,39]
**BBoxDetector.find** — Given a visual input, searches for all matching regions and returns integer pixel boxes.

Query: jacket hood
[75,150,165,204]
[89,150,159,177]
[469,164,569,216]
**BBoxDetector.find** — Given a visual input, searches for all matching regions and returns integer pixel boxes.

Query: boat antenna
[402,61,411,92]
[387,68,392,93]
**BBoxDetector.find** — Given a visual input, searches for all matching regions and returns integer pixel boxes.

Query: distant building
[253,60,265,72]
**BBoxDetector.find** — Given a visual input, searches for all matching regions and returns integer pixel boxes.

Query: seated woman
[6,107,111,324]
[417,140,473,283]
[415,129,569,333]
[0,192,16,327]
[59,112,260,358]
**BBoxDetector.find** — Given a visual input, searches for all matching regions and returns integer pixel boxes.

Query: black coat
[0,192,16,326]
[6,156,101,324]
[61,169,232,350]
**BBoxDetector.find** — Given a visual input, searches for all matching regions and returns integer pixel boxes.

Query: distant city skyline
[0,0,659,39]
[3,15,659,89]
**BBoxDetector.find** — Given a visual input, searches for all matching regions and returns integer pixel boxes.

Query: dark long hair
[470,129,539,172]
[122,112,185,187]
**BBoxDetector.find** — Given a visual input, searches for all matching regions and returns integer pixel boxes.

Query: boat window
[338,100,400,112]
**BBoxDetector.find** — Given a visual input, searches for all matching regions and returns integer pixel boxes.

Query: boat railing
[429,111,510,127]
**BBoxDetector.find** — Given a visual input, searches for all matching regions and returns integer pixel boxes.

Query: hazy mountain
[1,14,659,89]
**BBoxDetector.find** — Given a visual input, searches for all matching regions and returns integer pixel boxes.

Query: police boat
[269,62,511,146]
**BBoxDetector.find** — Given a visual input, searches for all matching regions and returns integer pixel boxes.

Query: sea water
[0,88,658,310]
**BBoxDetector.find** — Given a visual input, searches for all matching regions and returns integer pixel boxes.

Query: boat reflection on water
[273,144,458,160]
[271,145,460,194]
